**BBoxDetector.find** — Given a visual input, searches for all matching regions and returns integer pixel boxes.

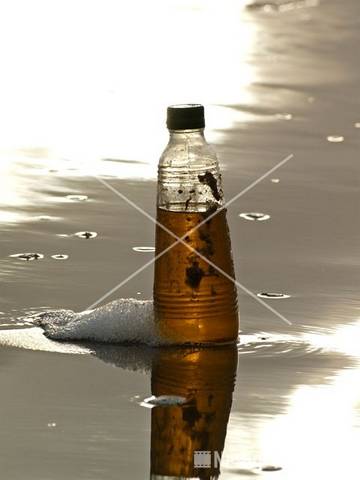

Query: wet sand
[0,0,360,478]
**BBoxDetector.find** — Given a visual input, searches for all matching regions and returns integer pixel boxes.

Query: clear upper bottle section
[157,105,225,213]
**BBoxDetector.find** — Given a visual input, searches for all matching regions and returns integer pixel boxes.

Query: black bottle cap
[166,104,205,130]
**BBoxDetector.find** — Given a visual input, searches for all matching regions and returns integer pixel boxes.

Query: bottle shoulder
[159,137,218,167]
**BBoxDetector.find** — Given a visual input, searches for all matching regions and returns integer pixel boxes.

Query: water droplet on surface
[132,246,155,252]
[239,212,271,222]
[66,195,88,201]
[9,253,44,261]
[257,292,291,299]
[51,254,69,260]
[262,465,282,472]
[327,135,344,143]
[74,231,97,239]
[271,178,280,183]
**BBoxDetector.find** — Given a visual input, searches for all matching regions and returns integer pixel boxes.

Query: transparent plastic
[153,128,239,344]
[157,129,224,213]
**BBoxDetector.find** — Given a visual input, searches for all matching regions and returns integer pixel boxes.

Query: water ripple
[238,332,326,358]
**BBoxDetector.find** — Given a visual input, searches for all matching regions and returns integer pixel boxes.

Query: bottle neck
[168,128,206,144]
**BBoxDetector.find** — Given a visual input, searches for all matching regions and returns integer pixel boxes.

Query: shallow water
[0,0,359,478]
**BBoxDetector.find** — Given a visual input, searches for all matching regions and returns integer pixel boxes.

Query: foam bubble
[51,254,69,260]
[257,292,291,299]
[327,135,344,143]
[132,246,155,253]
[51,253,69,260]
[66,195,88,201]
[262,465,282,472]
[9,253,44,261]
[34,299,162,345]
[74,231,97,239]
[239,212,271,222]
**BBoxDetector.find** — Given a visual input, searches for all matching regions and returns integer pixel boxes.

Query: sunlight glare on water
[223,320,360,479]
[257,366,360,480]
[303,319,360,359]
[0,0,256,166]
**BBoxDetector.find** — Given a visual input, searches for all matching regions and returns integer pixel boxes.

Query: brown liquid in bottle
[153,207,239,344]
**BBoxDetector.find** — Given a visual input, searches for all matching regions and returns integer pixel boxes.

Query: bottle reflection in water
[150,346,238,479]
[154,105,239,344]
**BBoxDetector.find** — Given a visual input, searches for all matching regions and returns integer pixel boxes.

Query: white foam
[34,298,162,345]
[0,327,91,354]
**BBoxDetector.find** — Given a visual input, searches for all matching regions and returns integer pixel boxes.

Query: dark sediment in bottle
[154,206,239,344]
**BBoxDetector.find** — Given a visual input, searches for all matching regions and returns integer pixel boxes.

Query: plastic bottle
[153,104,239,344]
